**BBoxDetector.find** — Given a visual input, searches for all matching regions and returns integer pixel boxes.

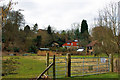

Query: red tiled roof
[86,41,97,47]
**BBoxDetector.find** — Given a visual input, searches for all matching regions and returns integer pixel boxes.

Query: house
[52,42,59,47]
[86,41,97,55]
[62,40,79,49]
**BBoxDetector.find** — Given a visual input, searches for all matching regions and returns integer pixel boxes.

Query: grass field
[2,55,119,79]
[2,56,46,79]
[74,72,119,78]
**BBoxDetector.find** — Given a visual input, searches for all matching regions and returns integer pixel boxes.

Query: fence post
[66,53,71,77]
[83,57,84,75]
[109,54,113,72]
[53,55,55,79]
[97,57,99,72]
[46,53,49,75]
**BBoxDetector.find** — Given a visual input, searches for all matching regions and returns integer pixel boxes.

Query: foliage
[94,2,119,57]
[95,2,118,36]
[28,45,37,53]
[6,46,12,52]
[81,19,88,34]
[24,25,30,33]
[2,57,19,76]
[57,47,67,52]
[74,28,80,39]
[34,36,42,48]
[13,47,20,52]
[92,26,118,56]
[2,5,25,51]
[2,0,18,24]
[33,23,38,33]
[2,1,92,53]
[4,47,19,52]
[47,25,52,34]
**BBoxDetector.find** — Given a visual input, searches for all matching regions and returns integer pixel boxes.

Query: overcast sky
[0,0,120,30]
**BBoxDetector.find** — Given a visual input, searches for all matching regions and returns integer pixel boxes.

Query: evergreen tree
[24,25,30,32]
[81,19,88,34]
[80,19,90,47]
[35,36,42,49]
[74,28,80,39]
[33,23,38,33]
[24,25,31,37]
[47,25,52,34]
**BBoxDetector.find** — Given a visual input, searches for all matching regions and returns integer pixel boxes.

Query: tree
[80,20,90,47]
[95,2,118,36]
[118,33,120,54]
[74,28,80,39]
[24,25,30,31]
[34,36,42,49]
[2,1,26,52]
[71,23,81,40]
[33,23,38,33]
[94,2,120,57]
[2,9,25,51]
[92,26,118,56]
[60,30,67,42]
[81,20,88,34]
[47,25,52,34]
[24,25,31,36]
[2,0,18,25]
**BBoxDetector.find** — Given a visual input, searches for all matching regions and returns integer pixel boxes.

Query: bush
[2,57,19,76]
[6,47,12,52]
[13,47,20,52]
[28,45,37,53]
[57,47,67,52]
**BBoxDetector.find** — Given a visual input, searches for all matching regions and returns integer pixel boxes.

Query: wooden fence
[46,53,112,78]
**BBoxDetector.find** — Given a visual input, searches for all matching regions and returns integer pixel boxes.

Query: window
[71,43,73,45]
[89,46,92,50]
[87,46,92,50]
[67,43,70,45]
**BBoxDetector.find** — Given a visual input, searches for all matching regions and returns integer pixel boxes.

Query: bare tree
[95,2,119,36]
[2,0,18,25]
[94,2,120,57]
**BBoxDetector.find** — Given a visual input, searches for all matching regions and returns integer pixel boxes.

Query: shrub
[13,47,20,52]
[28,45,37,53]
[57,47,67,52]
[6,47,12,52]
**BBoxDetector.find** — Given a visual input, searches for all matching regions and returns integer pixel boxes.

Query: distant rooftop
[86,40,97,47]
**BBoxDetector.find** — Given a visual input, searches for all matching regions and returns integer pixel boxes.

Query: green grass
[74,72,119,78]
[2,55,119,79]
[59,72,119,80]
[2,56,46,78]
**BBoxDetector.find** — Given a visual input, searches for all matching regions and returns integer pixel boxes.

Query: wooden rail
[36,62,53,80]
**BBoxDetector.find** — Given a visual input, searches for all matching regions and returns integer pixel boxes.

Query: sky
[0,0,120,31]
